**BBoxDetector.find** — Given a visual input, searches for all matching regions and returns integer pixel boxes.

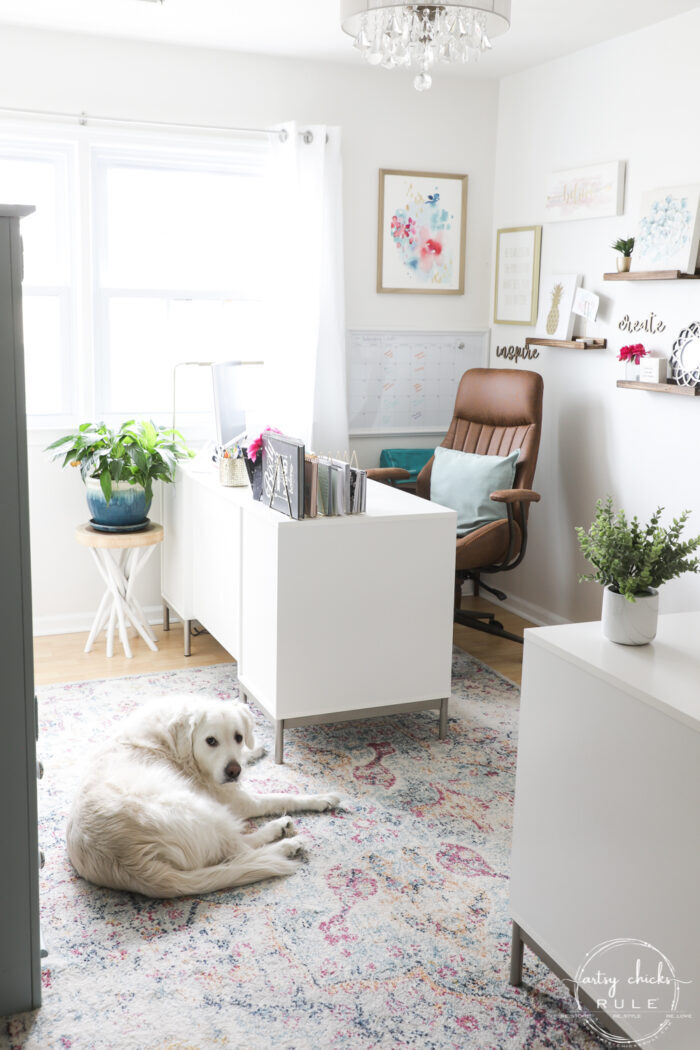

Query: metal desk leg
[184,619,191,657]
[274,720,284,764]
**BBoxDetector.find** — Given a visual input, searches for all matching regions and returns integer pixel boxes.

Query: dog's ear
[239,704,255,750]
[167,710,198,764]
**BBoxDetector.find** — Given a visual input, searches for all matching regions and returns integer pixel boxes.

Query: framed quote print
[377,169,467,294]
[494,225,542,326]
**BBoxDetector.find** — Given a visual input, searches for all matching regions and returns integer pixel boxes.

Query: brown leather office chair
[368,368,543,643]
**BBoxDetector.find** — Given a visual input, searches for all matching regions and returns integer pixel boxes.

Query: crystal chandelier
[341,1,511,90]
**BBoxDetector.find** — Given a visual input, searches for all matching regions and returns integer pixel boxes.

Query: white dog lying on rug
[66,696,339,898]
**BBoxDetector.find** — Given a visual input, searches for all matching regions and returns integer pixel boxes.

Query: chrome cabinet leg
[274,720,284,764]
[439,698,449,739]
[510,921,524,986]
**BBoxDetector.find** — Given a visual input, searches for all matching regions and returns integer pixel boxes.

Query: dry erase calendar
[348,330,490,434]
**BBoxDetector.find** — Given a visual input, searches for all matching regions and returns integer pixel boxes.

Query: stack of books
[260,432,367,520]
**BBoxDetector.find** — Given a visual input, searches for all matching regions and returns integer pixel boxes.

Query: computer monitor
[211,360,264,447]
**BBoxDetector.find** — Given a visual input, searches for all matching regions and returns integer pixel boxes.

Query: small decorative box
[638,355,668,383]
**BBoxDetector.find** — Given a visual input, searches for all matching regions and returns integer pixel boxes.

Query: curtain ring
[278,128,288,143]
[302,130,314,145]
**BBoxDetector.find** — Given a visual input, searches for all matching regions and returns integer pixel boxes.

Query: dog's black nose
[224,760,241,782]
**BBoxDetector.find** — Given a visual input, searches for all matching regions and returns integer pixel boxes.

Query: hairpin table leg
[163,602,170,631]
[274,720,284,764]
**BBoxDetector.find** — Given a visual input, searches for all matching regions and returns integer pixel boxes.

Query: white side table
[76,522,164,658]
[510,613,700,1048]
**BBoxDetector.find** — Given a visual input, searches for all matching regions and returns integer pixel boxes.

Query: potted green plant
[47,420,193,531]
[611,236,635,273]
[575,497,700,644]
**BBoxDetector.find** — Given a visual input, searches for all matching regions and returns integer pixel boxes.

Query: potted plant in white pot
[47,420,192,531]
[611,235,635,273]
[575,498,700,644]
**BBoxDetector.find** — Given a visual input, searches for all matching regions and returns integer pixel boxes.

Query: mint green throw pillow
[430,446,520,537]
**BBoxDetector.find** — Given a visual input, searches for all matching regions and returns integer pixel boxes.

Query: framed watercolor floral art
[377,169,467,294]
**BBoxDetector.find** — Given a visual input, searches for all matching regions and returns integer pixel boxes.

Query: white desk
[510,614,700,1049]
[162,465,457,761]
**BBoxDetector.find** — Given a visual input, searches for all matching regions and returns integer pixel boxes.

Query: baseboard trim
[33,605,180,637]
[496,593,568,628]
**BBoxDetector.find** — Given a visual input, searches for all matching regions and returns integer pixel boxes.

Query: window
[92,143,271,427]
[0,127,272,433]
[0,139,77,419]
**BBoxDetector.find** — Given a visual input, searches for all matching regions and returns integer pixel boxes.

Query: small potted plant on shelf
[575,497,700,645]
[611,236,635,273]
[47,420,193,531]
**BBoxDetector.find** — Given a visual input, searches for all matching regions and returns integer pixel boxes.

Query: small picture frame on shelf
[493,225,542,326]
[638,355,668,384]
[635,185,700,274]
[535,273,582,341]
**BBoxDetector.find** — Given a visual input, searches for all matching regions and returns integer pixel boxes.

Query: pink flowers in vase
[618,343,648,364]
[246,427,281,463]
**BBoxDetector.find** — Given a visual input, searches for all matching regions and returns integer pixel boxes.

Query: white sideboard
[510,614,700,1049]
[162,464,457,761]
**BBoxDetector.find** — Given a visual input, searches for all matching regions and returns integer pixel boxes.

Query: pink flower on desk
[618,342,648,364]
[246,427,281,463]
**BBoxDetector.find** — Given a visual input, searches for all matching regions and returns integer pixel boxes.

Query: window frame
[0,121,272,434]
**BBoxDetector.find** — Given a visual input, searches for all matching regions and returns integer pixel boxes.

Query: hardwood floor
[34,598,534,688]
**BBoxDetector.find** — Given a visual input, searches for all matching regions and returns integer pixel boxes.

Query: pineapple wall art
[546,283,564,334]
[536,273,582,341]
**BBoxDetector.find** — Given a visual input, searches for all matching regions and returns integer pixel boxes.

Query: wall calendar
[348,329,490,434]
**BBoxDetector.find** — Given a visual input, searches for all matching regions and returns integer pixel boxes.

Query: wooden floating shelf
[604,269,700,281]
[524,337,607,350]
[616,380,700,396]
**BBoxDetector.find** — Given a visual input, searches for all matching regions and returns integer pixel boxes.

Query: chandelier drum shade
[340,1,511,90]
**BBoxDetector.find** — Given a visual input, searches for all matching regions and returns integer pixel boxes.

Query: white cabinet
[162,465,456,761]
[510,614,700,1049]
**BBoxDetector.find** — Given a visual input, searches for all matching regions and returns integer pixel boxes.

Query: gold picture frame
[494,225,542,326]
[377,169,467,295]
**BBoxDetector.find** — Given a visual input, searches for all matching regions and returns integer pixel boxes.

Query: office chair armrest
[366,467,412,484]
[490,488,541,504]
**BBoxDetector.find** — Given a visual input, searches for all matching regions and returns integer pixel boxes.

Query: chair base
[454,607,524,644]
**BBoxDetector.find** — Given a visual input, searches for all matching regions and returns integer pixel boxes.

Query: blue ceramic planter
[86,478,152,527]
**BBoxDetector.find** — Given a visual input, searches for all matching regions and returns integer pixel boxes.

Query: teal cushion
[430,446,520,537]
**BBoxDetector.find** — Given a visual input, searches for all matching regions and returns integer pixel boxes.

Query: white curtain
[266,122,349,456]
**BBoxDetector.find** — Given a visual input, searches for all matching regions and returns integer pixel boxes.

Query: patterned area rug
[4,651,602,1050]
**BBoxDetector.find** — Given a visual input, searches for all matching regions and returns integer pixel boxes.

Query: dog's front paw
[274,815,297,840]
[246,745,266,764]
[313,793,341,812]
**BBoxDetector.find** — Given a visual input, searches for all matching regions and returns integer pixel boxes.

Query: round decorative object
[670,321,700,387]
[85,477,151,528]
[601,586,659,646]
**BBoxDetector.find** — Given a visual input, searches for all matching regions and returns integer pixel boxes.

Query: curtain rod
[0,104,305,141]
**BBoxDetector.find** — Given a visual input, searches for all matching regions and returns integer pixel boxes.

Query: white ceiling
[0,0,697,78]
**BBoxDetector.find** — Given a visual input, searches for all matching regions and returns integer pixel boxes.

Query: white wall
[491,8,700,626]
[1,27,498,632]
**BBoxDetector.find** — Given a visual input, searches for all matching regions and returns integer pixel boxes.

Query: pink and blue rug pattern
[4,651,602,1049]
